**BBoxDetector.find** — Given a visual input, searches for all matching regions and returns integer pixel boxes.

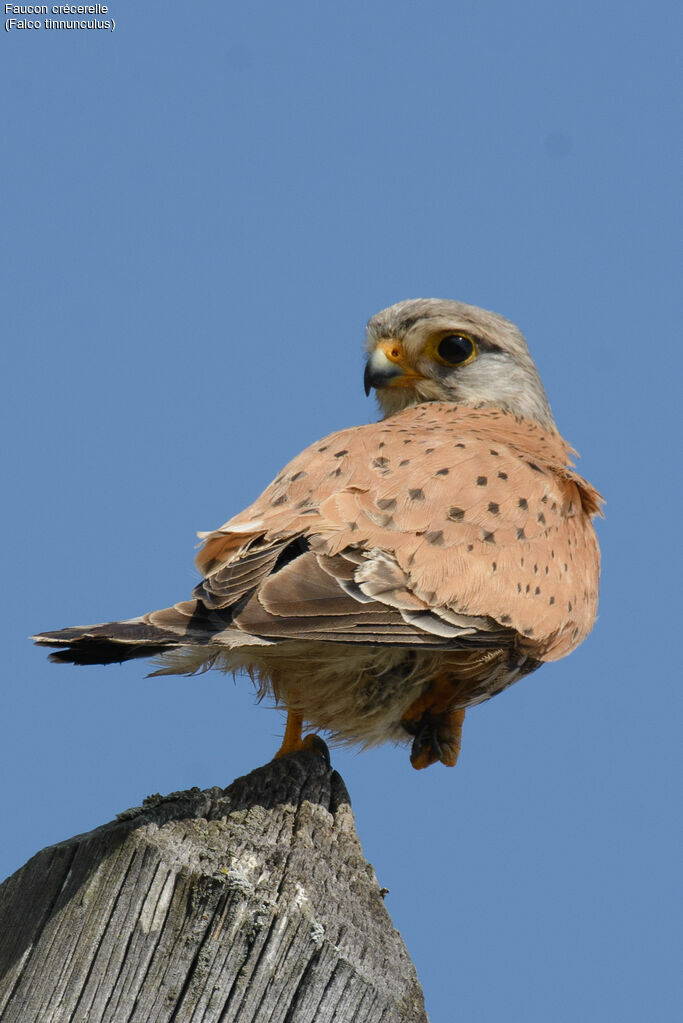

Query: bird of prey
[33,299,602,770]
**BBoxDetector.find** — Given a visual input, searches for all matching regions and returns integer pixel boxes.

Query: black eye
[437,334,475,365]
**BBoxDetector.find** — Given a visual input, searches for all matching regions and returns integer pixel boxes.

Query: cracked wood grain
[0,752,428,1023]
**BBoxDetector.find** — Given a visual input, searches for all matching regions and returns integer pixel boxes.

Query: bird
[33,298,602,770]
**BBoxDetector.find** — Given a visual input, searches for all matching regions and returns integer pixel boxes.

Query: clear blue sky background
[2,2,680,1020]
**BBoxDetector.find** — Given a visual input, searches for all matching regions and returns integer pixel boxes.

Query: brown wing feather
[233,551,509,647]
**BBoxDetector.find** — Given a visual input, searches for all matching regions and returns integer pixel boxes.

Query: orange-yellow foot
[300,733,331,766]
[404,708,466,770]
[274,710,330,766]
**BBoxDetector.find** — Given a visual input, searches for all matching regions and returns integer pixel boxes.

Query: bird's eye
[435,334,476,366]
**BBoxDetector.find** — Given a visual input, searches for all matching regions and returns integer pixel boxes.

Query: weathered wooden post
[0,751,428,1022]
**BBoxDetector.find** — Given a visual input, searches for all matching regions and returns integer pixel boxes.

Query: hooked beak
[363,339,424,396]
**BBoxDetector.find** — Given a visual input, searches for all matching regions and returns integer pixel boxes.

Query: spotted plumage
[33,298,602,769]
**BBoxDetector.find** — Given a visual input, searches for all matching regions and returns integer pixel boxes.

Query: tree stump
[0,750,428,1022]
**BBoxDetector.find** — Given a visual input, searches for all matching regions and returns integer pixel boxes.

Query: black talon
[401,716,420,737]
[409,716,440,767]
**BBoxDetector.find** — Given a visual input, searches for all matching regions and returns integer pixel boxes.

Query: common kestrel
[34,299,602,769]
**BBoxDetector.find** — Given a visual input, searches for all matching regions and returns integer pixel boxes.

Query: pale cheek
[450,363,494,397]
[376,389,415,417]
[374,377,450,418]
[417,379,451,402]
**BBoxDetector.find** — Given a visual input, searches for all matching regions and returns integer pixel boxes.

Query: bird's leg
[274,707,331,764]
[275,708,304,758]
[401,676,466,769]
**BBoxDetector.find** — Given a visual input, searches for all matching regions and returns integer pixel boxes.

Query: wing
[195,404,602,659]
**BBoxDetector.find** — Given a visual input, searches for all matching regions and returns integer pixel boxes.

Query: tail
[32,600,227,666]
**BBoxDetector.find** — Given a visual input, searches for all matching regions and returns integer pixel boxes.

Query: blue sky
[2,2,681,1020]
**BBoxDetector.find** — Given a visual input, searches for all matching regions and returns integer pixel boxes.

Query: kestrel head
[365,298,555,429]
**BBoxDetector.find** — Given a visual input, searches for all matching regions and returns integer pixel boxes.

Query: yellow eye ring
[429,332,477,368]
